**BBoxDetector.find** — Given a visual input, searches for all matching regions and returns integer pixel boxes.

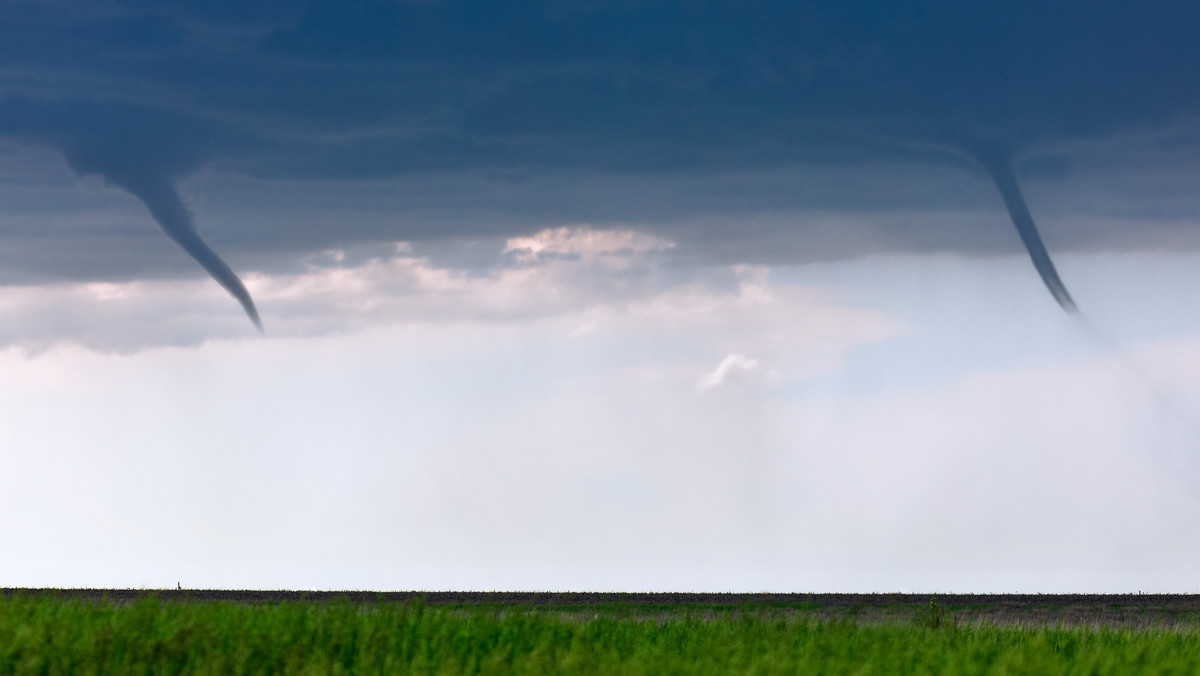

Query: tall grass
[1,594,1199,674]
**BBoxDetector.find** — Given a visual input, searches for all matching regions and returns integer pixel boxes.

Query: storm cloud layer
[3,1,1200,322]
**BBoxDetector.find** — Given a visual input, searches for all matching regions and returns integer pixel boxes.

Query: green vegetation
[916,594,948,630]
[2,594,1200,674]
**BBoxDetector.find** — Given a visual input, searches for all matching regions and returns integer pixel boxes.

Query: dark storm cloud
[2,0,1200,319]
[7,1,1199,179]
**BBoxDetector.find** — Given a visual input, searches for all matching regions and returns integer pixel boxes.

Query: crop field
[2,591,1200,674]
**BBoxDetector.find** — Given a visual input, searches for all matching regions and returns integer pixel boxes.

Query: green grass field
[3,594,1200,675]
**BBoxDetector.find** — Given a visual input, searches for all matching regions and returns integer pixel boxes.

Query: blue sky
[3,1,1200,591]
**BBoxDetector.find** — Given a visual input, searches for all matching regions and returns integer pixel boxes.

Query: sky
[3,0,1200,592]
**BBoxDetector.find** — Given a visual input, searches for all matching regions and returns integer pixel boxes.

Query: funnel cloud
[968,143,1078,313]
[109,173,261,331]
[2,1,1200,327]
[0,95,260,328]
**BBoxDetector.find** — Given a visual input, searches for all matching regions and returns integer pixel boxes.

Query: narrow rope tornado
[969,146,1078,313]
[113,174,262,331]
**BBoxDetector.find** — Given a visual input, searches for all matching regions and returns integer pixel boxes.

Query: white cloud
[503,225,675,266]
[570,322,597,337]
[696,353,760,392]
[0,226,902,366]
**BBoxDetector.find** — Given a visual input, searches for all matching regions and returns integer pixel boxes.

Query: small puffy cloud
[696,353,760,392]
[570,322,597,337]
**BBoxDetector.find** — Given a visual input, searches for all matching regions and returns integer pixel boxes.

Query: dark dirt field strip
[5,590,1200,628]
[3,590,1198,608]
